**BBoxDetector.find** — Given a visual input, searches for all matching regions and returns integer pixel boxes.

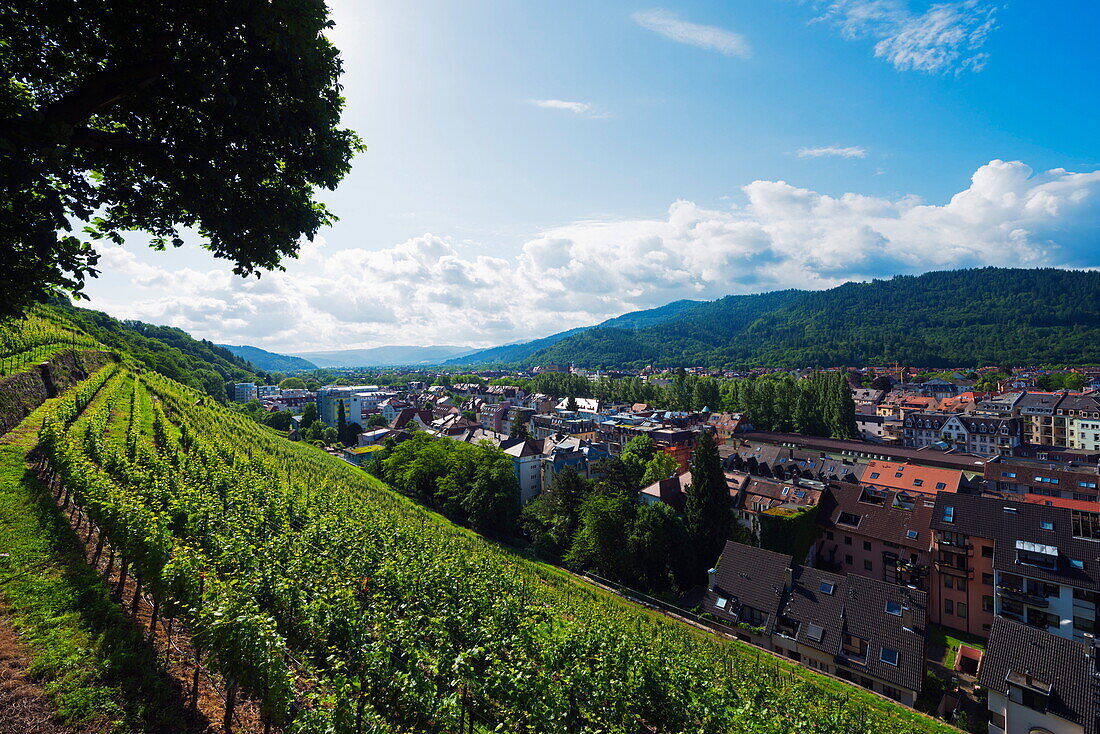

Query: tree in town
[640,451,681,488]
[684,430,731,574]
[301,402,319,426]
[508,414,530,440]
[1,0,361,317]
[366,413,389,428]
[627,502,692,591]
[565,395,579,413]
[278,377,306,390]
[563,494,634,579]
[336,400,348,446]
[538,466,590,554]
[462,445,520,540]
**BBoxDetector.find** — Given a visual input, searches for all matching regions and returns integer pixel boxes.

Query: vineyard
[11,355,955,733]
[0,305,100,376]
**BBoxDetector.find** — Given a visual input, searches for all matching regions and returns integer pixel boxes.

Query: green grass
[929,625,986,670]
[0,393,191,733]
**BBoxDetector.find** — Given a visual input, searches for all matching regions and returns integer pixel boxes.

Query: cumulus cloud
[809,0,998,73]
[797,145,868,159]
[530,99,607,118]
[632,9,751,58]
[90,160,1100,351]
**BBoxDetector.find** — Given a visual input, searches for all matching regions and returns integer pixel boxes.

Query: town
[232,362,1100,733]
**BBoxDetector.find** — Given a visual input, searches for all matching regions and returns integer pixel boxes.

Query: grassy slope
[0,370,186,732]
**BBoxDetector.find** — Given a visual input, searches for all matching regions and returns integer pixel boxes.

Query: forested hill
[446,298,704,365]
[524,268,1100,368]
[50,299,268,400]
[218,344,317,372]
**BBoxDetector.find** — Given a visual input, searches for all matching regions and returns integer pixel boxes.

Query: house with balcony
[931,494,1098,642]
[704,541,928,706]
[816,484,934,590]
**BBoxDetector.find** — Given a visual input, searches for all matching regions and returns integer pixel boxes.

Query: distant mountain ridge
[296,345,475,367]
[446,299,703,365]
[517,268,1100,368]
[219,344,317,371]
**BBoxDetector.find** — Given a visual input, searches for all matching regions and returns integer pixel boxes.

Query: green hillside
[218,343,318,371]
[49,299,268,399]
[0,311,951,734]
[527,268,1100,368]
[448,298,704,365]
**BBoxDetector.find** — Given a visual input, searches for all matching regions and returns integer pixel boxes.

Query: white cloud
[89,160,1100,351]
[632,9,751,58]
[530,99,606,118]
[797,145,868,159]
[809,0,998,73]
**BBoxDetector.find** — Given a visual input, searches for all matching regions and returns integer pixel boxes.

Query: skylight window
[870,472,880,479]
[819,581,836,595]
[1071,559,1085,570]
[935,482,947,490]
[880,648,899,666]
[715,597,728,609]
[1040,521,1054,531]
[943,506,955,523]
[838,512,862,527]
[885,601,902,616]
[806,623,825,642]
[906,530,919,540]
[913,479,924,487]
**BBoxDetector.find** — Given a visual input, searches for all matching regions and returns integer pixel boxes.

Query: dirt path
[0,601,91,734]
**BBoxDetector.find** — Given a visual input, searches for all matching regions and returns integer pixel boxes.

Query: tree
[321,427,339,445]
[366,413,389,428]
[301,402,319,426]
[627,503,691,591]
[563,494,633,579]
[1,1,361,317]
[541,466,590,553]
[641,451,680,487]
[336,400,348,446]
[565,395,579,413]
[684,431,731,575]
[462,446,520,539]
[508,414,530,440]
[278,377,306,390]
[263,410,293,432]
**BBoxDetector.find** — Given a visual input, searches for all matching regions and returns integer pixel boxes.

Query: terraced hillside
[0,319,954,733]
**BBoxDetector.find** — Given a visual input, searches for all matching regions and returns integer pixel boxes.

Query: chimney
[901,603,915,632]
[784,565,793,592]
[708,567,717,591]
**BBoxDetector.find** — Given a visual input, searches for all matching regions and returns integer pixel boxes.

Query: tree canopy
[0,0,361,317]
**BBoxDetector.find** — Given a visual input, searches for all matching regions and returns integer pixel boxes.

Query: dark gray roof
[979,617,1097,734]
[930,494,1100,589]
[818,484,936,551]
[705,541,928,692]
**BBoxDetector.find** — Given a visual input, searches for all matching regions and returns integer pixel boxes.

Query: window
[880,648,899,666]
[844,535,853,546]
[913,479,924,487]
[842,634,867,661]
[864,560,873,571]
[1001,471,1017,478]
[838,512,862,527]
[863,540,872,551]
[944,576,953,589]
[982,573,994,586]
[885,600,902,616]
[942,506,955,523]
[819,581,836,595]
[1080,481,1098,489]
[869,472,880,479]
[715,597,728,609]
[935,482,947,490]
[1040,521,1054,531]
[806,623,825,642]
[982,545,994,558]
[944,599,954,615]
[983,595,994,612]
[845,554,853,565]
[1035,475,1060,485]
[957,578,967,592]
[906,530,918,540]
[882,685,903,702]
[1070,559,1085,570]
[825,530,834,540]
[957,602,968,618]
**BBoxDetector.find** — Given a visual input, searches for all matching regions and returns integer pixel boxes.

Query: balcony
[997,586,1050,608]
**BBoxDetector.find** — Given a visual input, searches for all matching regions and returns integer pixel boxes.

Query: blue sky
[86,0,1100,352]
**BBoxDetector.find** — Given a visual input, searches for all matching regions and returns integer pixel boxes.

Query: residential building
[704,541,928,706]
[984,456,1100,504]
[980,617,1098,734]
[640,471,690,511]
[541,435,610,487]
[903,413,1021,456]
[732,476,824,544]
[1072,415,1100,453]
[1015,392,1064,445]
[816,484,934,590]
[861,460,965,496]
[930,494,1099,641]
[1059,393,1100,450]
[233,382,258,402]
[500,437,545,506]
